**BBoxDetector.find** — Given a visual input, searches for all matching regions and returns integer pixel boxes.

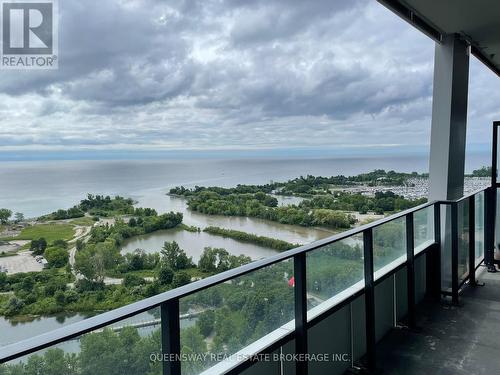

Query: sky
[0,0,499,158]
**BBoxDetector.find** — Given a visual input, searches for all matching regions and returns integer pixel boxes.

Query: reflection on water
[136,193,334,245]
[0,313,91,347]
[124,193,335,261]
[121,227,279,261]
[0,311,197,349]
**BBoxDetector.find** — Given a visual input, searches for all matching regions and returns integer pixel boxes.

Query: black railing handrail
[454,187,488,203]
[0,186,491,364]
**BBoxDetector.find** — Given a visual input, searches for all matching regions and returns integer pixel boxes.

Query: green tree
[75,242,120,282]
[54,290,66,305]
[52,239,69,250]
[172,271,191,288]
[30,237,47,256]
[196,310,215,337]
[158,264,174,285]
[129,250,145,270]
[20,275,35,292]
[21,348,78,375]
[123,274,145,288]
[198,247,218,273]
[44,278,67,297]
[143,281,160,298]
[45,247,69,268]
[0,209,11,224]
[180,326,207,374]
[4,296,24,316]
[79,327,146,375]
[198,247,251,273]
[75,249,101,281]
[13,212,24,223]
[161,241,193,270]
[76,238,85,251]
[471,166,491,177]
[0,272,7,291]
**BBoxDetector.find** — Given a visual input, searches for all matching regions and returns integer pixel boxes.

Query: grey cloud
[0,0,496,151]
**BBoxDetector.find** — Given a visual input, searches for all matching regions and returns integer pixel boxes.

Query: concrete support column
[429,34,470,201]
[428,34,470,295]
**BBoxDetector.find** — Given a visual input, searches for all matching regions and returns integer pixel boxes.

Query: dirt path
[68,225,92,280]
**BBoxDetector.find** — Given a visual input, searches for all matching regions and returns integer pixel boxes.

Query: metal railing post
[451,202,459,304]
[363,228,376,371]
[486,121,498,272]
[468,196,477,286]
[406,213,416,328]
[161,300,181,375]
[427,203,442,300]
[492,122,498,187]
[485,186,497,272]
[294,253,308,375]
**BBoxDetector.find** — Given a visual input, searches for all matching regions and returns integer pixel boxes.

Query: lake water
[0,155,431,218]
[121,226,280,261]
[0,311,196,355]
[0,313,90,347]
[0,153,489,349]
[0,154,489,219]
[120,194,334,261]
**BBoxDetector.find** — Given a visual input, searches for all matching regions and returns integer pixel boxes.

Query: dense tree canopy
[160,241,193,271]
[0,208,12,224]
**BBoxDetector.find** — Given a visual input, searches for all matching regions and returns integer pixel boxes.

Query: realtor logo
[1,0,58,69]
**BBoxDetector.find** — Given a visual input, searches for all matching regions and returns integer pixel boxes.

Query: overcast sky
[0,0,498,155]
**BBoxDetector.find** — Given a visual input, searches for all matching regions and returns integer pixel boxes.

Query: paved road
[68,225,92,279]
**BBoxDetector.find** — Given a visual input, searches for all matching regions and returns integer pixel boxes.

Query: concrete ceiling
[379,0,500,76]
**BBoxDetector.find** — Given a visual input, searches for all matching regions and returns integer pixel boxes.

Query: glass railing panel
[457,200,469,282]
[373,217,406,278]
[496,188,500,259]
[306,234,364,320]
[179,260,294,375]
[475,191,485,266]
[440,204,452,291]
[0,307,161,375]
[414,206,435,254]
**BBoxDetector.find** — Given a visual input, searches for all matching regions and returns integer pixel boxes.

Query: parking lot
[0,251,43,274]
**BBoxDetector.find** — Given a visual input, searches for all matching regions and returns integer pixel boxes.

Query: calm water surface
[0,154,488,218]
[0,156,443,218]
[0,311,196,352]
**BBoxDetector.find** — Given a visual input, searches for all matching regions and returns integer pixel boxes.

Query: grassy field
[69,217,96,226]
[6,224,75,244]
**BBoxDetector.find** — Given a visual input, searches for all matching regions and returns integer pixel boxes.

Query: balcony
[0,184,496,374]
[376,270,500,374]
[1,1,500,374]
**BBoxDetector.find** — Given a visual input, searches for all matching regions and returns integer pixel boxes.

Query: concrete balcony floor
[376,268,500,374]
